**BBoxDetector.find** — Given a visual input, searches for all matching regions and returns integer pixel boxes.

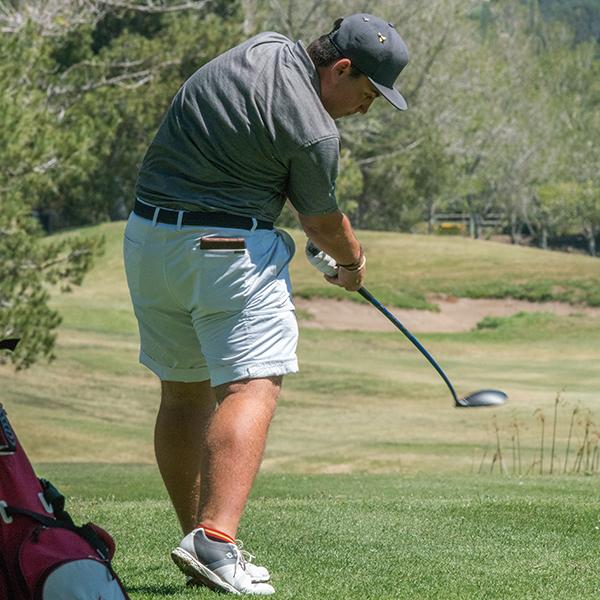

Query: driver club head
[456,389,508,408]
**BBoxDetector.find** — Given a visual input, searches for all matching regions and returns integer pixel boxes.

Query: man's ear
[330,58,352,77]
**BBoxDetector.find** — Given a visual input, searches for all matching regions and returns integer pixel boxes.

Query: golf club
[304,241,507,408]
[357,287,507,408]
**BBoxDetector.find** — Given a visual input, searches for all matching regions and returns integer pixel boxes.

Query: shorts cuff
[210,359,299,387]
[140,351,210,382]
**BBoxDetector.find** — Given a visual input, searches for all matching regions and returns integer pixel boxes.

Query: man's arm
[298,210,365,291]
[285,138,364,290]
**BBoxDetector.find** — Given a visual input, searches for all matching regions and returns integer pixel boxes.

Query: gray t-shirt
[136,32,340,222]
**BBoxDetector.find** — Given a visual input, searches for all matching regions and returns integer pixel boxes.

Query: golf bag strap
[4,507,112,563]
[39,478,73,525]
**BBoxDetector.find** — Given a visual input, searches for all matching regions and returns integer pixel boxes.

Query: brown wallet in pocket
[197,237,246,250]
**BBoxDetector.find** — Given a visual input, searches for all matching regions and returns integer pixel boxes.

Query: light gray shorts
[123,211,299,386]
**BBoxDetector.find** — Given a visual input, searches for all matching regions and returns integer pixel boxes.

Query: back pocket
[194,248,252,313]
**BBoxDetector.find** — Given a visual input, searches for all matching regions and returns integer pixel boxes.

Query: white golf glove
[305,240,338,277]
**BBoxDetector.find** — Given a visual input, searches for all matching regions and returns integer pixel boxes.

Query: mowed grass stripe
[5,313,600,471]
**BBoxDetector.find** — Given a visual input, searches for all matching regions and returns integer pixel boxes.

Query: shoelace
[185,540,262,589]
[236,539,259,566]
[230,541,250,579]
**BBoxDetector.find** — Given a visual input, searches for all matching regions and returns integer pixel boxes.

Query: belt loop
[151,206,160,227]
[176,210,184,230]
[250,217,258,233]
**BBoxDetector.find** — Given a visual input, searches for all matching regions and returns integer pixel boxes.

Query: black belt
[133,199,273,230]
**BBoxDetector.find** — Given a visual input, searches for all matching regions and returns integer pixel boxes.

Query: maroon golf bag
[0,391,129,598]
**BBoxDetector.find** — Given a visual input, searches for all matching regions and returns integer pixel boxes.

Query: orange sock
[199,524,235,545]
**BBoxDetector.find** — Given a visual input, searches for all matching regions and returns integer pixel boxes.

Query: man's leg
[155,380,216,535]
[198,376,281,539]
[156,376,281,538]
[169,376,280,595]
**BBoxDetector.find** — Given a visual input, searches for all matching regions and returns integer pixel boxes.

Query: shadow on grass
[126,584,182,595]
[126,583,222,597]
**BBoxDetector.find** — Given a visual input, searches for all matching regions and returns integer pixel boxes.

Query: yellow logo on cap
[378,32,387,43]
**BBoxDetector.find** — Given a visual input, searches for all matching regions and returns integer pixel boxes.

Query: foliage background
[2,0,599,236]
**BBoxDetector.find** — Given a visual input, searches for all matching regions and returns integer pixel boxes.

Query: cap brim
[370,78,408,111]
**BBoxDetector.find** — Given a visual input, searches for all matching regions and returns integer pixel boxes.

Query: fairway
[3,222,600,598]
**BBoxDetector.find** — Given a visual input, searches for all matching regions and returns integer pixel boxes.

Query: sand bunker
[294,296,600,333]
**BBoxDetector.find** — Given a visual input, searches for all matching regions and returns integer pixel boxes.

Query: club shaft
[357,287,460,405]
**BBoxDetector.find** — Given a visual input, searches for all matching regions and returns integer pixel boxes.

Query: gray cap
[328,14,409,111]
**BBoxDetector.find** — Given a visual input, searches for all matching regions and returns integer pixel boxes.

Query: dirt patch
[294,296,600,333]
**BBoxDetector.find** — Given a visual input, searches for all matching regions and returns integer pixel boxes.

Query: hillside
[51,222,600,332]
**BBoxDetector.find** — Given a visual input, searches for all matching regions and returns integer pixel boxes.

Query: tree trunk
[585,226,597,257]
[466,194,477,239]
[242,0,257,36]
[540,226,548,250]
[427,196,436,234]
[509,211,521,244]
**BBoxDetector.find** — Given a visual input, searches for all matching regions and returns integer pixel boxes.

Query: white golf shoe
[185,545,270,586]
[172,527,274,595]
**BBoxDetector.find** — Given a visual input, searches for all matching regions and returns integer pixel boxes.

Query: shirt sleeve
[286,136,340,216]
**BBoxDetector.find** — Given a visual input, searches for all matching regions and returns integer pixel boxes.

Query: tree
[574,181,600,256]
[0,203,103,369]
[1,1,243,229]
[540,0,600,44]
[0,19,102,368]
[336,0,467,231]
[533,182,577,250]
[335,148,364,216]
[532,25,600,252]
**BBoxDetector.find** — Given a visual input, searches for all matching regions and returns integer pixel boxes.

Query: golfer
[124,13,408,595]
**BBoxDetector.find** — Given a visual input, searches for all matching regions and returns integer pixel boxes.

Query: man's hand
[324,251,366,291]
[299,210,365,292]
[305,240,366,292]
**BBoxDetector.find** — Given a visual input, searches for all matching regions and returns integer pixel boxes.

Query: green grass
[3,222,600,597]
[284,228,600,308]
[37,464,600,599]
